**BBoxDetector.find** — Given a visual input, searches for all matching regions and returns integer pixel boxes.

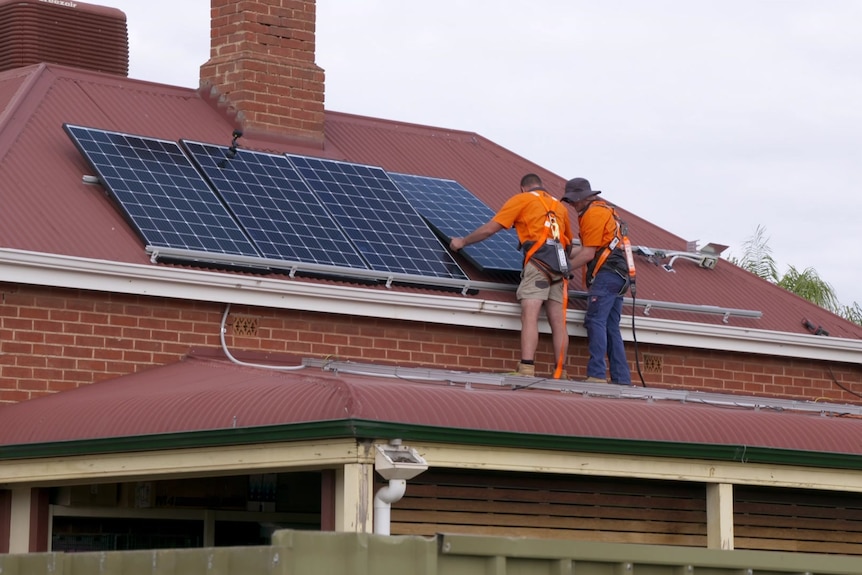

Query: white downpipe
[373,479,407,536]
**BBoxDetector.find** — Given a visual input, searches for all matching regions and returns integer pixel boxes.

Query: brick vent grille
[643,354,663,374]
[232,315,259,337]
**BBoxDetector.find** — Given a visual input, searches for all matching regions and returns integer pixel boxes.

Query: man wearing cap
[450,173,574,379]
[562,178,632,385]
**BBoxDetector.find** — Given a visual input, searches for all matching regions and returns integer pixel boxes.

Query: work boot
[516,362,535,377]
[554,370,568,380]
[584,376,608,383]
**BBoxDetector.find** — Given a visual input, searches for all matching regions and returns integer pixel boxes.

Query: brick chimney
[0,0,128,76]
[199,0,326,148]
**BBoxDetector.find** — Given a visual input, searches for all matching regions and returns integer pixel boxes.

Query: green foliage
[776,265,840,313]
[731,226,861,326]
[841,301,862,325]
[728,224,778,282]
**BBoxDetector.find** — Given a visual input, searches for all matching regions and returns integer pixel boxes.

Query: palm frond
[732,225,778,282]
[777,265,840,312]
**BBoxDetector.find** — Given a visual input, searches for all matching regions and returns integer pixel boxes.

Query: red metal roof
[0,63,859,338]
[0,352,860,457]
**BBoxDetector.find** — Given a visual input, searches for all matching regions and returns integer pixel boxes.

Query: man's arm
[568,244,597,270]
[450,221,505,251]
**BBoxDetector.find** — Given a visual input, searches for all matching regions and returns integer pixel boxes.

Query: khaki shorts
[517,262,565,303]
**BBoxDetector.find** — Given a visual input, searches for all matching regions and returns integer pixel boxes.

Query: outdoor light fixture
[374,441,427,481]
[373,440,428,536]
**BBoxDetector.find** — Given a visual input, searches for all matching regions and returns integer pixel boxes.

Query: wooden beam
[706,483,734,550]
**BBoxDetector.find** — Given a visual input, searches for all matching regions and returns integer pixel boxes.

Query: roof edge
[2,248,860,364]
[2,418,862,473]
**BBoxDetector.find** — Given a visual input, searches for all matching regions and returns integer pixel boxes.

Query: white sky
[105,0,862,308]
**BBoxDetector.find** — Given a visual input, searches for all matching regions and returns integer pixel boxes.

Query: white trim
[1,248,860,364]
[417,443,862,493]
[4,440,861,495]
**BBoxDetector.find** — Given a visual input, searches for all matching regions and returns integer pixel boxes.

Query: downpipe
[373,479,407,536]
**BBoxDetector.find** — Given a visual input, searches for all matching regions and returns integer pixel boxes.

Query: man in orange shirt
[563,178,632,385]
[450,174,574,379]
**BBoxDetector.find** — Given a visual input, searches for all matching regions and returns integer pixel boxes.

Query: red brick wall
[632,345,862,404]
[1,283,859,404]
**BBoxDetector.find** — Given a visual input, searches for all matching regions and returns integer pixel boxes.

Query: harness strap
[582,201,624,287]
[522,190,568,379]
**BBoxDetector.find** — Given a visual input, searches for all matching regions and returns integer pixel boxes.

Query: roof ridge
[0,63,53,161]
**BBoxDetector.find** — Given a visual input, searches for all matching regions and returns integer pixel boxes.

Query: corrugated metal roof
[0,64,859,339]
[1,352,860,457]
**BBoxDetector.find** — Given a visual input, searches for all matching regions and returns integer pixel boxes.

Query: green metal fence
[1,530,860,574]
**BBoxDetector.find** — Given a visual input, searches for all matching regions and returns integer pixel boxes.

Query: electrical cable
[827,361,862,400]
[630,282,646,387]
[622,228,646,387]
[219,303,306,371]
[801,318,861,400]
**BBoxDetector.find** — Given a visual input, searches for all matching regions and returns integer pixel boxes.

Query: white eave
[2,248,859,365]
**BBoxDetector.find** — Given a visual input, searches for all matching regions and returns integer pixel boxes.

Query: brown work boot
[584,376,608,383]
[516,362,536,377]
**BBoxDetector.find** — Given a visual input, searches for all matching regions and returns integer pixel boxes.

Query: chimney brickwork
[200,0,326,147]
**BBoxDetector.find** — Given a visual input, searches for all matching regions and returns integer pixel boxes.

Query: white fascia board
[1,248,860,365]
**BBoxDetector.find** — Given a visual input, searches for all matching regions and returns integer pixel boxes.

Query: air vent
[232,315,259,337]
[0,0,129,76]
[643,354,663,374]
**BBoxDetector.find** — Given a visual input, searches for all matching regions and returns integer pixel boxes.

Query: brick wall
[1,283,859,404]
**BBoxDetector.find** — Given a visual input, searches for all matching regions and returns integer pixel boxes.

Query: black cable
[827,365,862,399]
[630,283,646,387]
[801,318,859,400]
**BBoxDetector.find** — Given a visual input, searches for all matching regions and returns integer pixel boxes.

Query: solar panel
[182,141,369,270]
[389,173,523,273]
[63,125,259,258]
[286,155,468,280]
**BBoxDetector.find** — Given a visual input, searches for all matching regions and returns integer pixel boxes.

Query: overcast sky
[106,0,862,308]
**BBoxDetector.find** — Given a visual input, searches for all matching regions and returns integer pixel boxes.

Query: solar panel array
[389,172,523,273]
[65,124,521,284]
[63,125,259,258]
[286,155,467,280]
[183,141,368,270]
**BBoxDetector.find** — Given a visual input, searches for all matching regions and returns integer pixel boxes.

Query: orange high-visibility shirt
[578,200,617,248]
[492,190,573,246]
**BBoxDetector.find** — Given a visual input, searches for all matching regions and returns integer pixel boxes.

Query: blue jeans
[583,269,631,385]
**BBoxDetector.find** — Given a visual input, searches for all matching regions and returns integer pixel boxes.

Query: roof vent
[0,0,129,76]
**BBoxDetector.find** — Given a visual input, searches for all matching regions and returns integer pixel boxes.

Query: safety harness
[580,200,629,289]
[578,199,643,386]
[522,191,569,379]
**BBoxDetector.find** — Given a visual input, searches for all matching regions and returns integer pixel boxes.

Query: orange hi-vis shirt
[578,199,627,285]
[577,199,618,249]
[492,189,573,247]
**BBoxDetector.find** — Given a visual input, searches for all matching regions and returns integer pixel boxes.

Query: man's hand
[450,221,502,252]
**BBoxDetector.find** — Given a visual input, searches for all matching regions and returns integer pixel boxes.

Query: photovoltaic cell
[63,125,259,257]
[286,155,468,280]
[182,141,369,270]
[389,173,522,273]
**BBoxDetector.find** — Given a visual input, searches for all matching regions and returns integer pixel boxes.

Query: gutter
[1,248,860,364]
[3,418,862,473]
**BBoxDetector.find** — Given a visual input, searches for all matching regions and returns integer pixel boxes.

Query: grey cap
[562,177,601,203]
